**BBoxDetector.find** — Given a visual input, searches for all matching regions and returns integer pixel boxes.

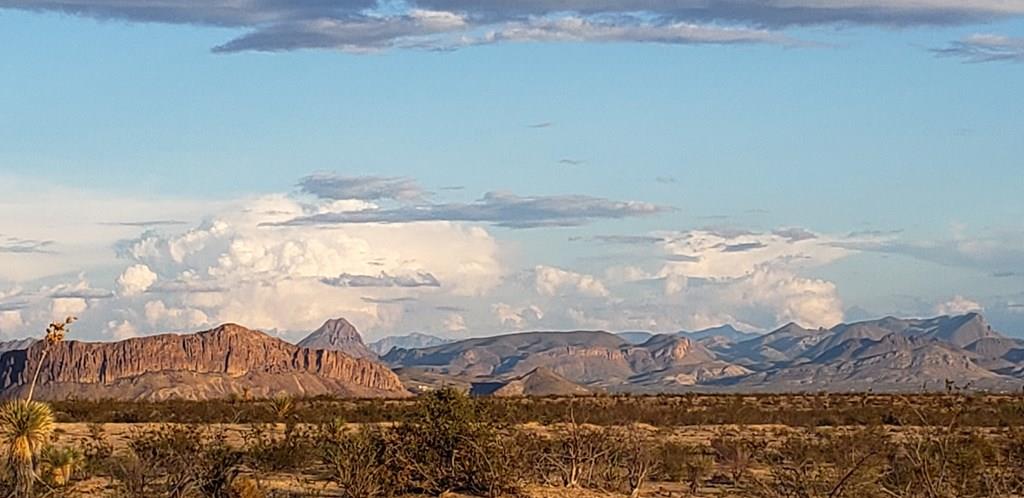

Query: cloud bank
[5,0,1021,53]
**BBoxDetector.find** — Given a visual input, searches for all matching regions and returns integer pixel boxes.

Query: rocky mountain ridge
[0,323,406,400]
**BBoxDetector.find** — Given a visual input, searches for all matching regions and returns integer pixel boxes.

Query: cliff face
[0,323,406,400]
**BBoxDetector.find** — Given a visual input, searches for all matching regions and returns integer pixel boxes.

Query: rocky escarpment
[0,323,407,400]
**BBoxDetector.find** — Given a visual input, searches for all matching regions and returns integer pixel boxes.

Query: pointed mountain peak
[298,317,377,359]
[772,322,813,336]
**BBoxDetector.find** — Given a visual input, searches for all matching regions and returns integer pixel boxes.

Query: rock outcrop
[0,323,407,400]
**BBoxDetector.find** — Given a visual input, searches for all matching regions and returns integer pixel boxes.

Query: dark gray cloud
[417,0,1024,27]
[0,0,373,27]
[846,228,904,238]
[0,237,55,254]
[275,191,668,229]
[721,241,767,253]
[655,176,677,184]
[362,296,419,304]
[100,220,188,227]
[148,280,228,293]
[50,288,114,299]
[321,272,441,288]
[559,158,585,165]
[933,34,1024,63]
[435,305,467,312]
[0,301,29,312]
[664,254,701,262]
[527,122,553,128]
[993,271,1020,278]
[584,234,668,245]
[772,227,817,242]
[299,174,425,201]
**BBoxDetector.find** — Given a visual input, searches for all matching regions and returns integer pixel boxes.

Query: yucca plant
[39,445,83,487]
[269,395,294,422]
[0,400,56,496]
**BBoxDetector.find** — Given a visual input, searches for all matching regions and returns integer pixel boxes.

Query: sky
[0,0,1023,342]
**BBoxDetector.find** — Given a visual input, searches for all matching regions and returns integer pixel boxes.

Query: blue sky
[1,1,1022,341]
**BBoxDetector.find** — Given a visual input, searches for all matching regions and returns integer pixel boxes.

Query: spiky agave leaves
[0,400,56,495]
[39,445,83,487]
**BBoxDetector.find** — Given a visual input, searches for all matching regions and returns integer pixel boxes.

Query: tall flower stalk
[26,316,74,403]
[0,317,74,495]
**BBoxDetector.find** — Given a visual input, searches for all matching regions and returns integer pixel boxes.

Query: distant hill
[677,325,760,343]
[0,338,35,353]
[384,330,737,391]
[0,323,408,401]
[368,332,452,355]
[617,331,654,345]
[471,367,592,397]
[298,318,377,360]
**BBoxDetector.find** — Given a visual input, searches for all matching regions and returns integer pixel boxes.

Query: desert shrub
[537,416,616,489]
[710,435,765,485]
[654,441,713,495]
[388,388,523,497]
[882,430,1005,498]
[114,424,244,498]
[750,428,888,498]
[315,425,393,498]
[80,422,115,477]
[241,422,314,472]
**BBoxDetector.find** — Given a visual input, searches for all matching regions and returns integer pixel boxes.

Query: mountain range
[383,312,1024,393]
[0,312,1019,400]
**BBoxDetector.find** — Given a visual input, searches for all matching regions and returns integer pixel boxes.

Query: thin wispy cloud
[49,288,114,299]
[435,305,467,312]
[559,158,585,165]
[0,237,55,254]
[362,296,420,304]
[933,34,1024,63]
[100,220,188,227]
[527,122,553,128]
[773,227,818,243]
[418,0,1024,27]
[321,272,442,288]
[584,234,669,245]
[721,242,768,253]
[0,300,28,312]
[299,174,426,201]
[275,191,668,229]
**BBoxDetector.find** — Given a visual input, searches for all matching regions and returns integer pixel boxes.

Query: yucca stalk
[26,317,75,403]
[0,400,55,496]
